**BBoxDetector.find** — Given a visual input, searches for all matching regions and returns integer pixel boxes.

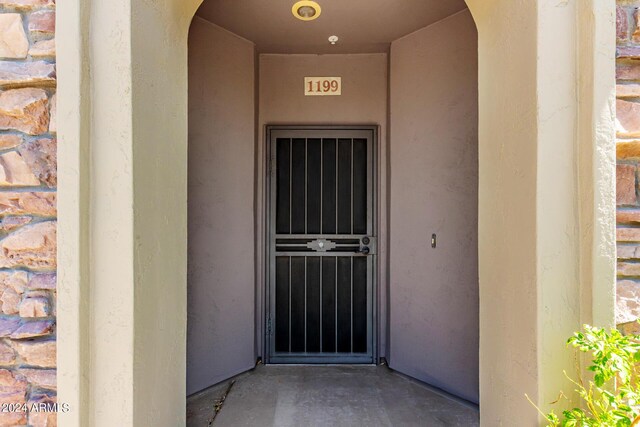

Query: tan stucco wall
[130,1,204,425]
[58,0,203,425]
[187,17,256,395]
[258,53,389,356]
[57,0,90,424]
[389,9,478,404]
[464,0,616,423]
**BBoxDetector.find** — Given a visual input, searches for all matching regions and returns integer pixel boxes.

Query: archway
[55,0,616,426]
[186,0,479,405]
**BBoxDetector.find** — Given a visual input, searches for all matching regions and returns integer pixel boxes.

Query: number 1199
[304,77,341,96]
[308,79,339,93]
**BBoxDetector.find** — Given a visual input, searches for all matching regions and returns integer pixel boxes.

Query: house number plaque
[304,77,341,96]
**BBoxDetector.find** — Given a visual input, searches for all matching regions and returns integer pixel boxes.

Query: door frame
[264,125,379,364]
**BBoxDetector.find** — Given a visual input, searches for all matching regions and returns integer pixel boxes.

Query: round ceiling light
[292,1,322,21]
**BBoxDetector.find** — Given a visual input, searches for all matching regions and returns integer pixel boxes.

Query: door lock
[358,236,375,255]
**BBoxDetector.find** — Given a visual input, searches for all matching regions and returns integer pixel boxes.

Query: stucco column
[465,0,615,424]
[57,0,90,425]
[58,0,202,426]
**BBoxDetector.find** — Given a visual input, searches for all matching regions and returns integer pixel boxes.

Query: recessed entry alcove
[187,0,479,408]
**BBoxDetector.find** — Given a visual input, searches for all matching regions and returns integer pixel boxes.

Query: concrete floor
[186,365,479,426]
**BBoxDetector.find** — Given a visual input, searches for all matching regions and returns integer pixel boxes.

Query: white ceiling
[196,0,468,54]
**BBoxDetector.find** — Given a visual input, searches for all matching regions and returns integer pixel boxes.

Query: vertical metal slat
[320,140,323,234]
[335,255,338,353]
[350,256,353,353]
[319,256,323,353]
[335,139,338,236]
[289,142,292,234]
[288,256,292,352]
[351,139,354,234]
[305,139,308,234]
[304,256,307,352]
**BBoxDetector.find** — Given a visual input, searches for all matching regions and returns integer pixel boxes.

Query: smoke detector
[292,1,322,21]
[328,35,339,45]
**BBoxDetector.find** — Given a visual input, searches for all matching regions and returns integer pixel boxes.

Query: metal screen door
[266,126,376,364]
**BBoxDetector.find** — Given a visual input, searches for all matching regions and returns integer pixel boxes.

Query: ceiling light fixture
[292,1,322,21]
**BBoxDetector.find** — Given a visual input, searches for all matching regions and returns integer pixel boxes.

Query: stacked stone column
[0,0,56,426]
[617,1,640,333]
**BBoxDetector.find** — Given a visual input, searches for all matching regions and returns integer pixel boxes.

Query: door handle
[359,236,375,255]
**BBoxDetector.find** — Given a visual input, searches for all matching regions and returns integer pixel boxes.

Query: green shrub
[531,325,640,426]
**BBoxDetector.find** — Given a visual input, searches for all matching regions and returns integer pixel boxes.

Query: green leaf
[528,325,640,427]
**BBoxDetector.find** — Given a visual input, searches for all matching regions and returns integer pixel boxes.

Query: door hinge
[267,315,273,336]
[269,154,276,177]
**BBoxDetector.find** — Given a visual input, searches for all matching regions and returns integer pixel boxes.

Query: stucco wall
[258,53,389,356]
[464,0,615,423]
[187,17,256,395]
[131,1,202,424]
[58,0,205,424]
[389,10,478,403]
[259,54,388,127]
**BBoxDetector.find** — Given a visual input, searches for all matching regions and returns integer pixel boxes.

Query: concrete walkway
[187,365,479,426]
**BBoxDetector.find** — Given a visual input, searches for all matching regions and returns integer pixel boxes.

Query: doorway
[54,0,618,424]
[266,126,377,364]
[186,9,478,399]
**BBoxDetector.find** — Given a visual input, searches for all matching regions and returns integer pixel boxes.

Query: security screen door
[267,126,376,364]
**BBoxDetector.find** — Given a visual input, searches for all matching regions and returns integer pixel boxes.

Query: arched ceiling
[196,0,467,54]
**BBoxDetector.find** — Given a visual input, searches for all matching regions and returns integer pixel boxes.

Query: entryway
[187,0,480,409]
[186,365,479,426]
[267,127,376,364]
[55,0,617,423]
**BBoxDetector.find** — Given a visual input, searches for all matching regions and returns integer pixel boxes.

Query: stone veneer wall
[617,1,640,334]
[0,0,57,426]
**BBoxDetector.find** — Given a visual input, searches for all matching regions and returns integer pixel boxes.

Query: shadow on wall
[186,8,479,404]
[187,17,257,395]
[389,9,478,403]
